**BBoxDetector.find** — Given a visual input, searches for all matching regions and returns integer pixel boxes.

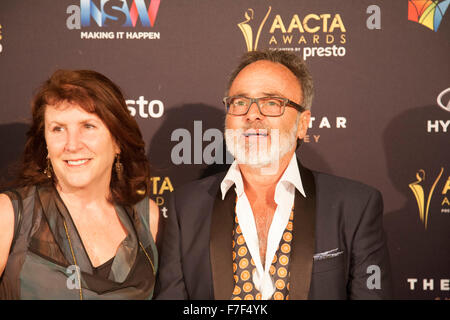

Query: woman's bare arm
[0,194,14,277]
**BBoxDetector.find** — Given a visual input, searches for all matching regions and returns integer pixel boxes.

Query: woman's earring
[43,155,52,179]
[115,154,124,181]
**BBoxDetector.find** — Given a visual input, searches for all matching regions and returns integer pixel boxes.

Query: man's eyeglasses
[223,96,305,117]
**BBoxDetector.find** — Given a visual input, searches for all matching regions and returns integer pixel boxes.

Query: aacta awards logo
[236,6,347,60]
[409,167,450,229]
[66,0,161,40]
[150,176,173,218]
[408,0,450,31]
[238,7,272,51]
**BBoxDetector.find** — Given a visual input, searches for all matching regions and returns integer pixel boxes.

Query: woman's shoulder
[0,185,37,232]
[0,193,15,277]
[0,193,15,253]
[146,198,159,227]
[0,193,14,232]
[148,198,159,244]
[131,196,159,225]
[2,185,37,201]
[0,193,14,212]
[149,198,159,215]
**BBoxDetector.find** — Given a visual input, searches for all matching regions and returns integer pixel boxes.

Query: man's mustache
[240,122,272,134]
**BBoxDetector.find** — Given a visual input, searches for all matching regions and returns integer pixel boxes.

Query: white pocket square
[313,248,343,261]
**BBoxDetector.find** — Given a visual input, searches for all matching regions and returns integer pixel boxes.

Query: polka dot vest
[231,205,294,300]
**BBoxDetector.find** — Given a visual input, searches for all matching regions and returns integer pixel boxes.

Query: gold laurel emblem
[238,7,272,51]
[408,167,444,229]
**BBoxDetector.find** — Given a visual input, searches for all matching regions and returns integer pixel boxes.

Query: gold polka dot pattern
[231,204,294,300]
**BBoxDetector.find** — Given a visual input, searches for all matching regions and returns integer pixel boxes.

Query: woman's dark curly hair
[16,69,150,206]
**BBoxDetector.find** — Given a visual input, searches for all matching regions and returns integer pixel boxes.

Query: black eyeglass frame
[222,95,306,117]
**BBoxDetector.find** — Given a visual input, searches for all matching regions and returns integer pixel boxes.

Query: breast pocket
[312,253,345,273]
[309,253,347,299]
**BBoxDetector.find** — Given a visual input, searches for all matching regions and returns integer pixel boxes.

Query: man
[156,50,392,300]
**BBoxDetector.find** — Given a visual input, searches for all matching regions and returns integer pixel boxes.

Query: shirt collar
[279,152,305,196]
[221,160,244,200]
[220,153,306,200]
[274,152,306,204]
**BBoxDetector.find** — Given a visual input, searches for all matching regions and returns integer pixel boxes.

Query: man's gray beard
[224,121,299,168]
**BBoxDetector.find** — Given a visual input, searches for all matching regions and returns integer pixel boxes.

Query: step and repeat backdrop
[0,0,449,299]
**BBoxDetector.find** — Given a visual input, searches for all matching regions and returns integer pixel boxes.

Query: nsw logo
[66,0,161,29]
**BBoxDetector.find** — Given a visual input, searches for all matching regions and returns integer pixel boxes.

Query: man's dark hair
[227,49,314,110]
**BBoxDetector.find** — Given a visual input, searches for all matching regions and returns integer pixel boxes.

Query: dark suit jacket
[155,163,392,299]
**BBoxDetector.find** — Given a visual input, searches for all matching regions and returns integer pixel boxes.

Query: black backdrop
[0,0,449,299]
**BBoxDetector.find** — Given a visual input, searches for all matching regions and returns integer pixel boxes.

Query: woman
[0,69,159,299]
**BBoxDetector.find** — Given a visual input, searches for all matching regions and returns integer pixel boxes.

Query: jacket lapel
[209,188,235,300]
[289,161,316,299]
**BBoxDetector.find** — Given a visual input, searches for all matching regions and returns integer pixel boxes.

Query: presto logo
[126,96,164,119]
